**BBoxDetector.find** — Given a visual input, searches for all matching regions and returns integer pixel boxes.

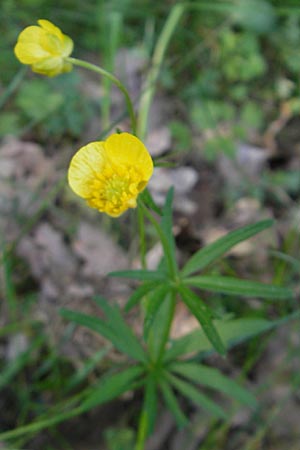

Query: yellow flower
[68,133,154,217]
[14,19,73,77]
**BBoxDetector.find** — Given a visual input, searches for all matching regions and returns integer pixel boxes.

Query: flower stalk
[66,57,137,135]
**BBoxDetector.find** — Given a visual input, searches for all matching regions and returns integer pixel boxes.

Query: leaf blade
[125,280,160,311]
[167,373,226,419]
[144,283,170,340]
[109,269,166,281]
[82,365,145,409]
[164,317,277,362]
[178,285,226,355]
[93,296,148,363]
[159,379,188,427]
[170,361,257,407]
[184,275,293,300]
[60,308,146,363]
[181,219,274,277]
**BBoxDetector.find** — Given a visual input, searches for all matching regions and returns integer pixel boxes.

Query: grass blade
[0,336,44,390]
[64,346,111,393]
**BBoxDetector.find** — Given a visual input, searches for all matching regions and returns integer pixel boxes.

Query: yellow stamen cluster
[86,166,145,216]
[68,133,153,217]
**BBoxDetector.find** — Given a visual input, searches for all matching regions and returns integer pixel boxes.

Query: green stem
[135,409,148,450]
[66,57,137,135]
[136,4,185,139]
[0,66,27,109]
[0,405,84,441]
[137,205,147,269]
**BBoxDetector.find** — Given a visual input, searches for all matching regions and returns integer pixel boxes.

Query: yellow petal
[32,57,64,76]
[14,26,47,63]
[38,19,64,41]
[17,25,45,44]
[68,142,106,198]
[104,133,153,180]
[14,42,49,64]
[61,35,74,57]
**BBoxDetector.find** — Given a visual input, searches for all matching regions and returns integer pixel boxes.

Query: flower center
[86,165,145,216]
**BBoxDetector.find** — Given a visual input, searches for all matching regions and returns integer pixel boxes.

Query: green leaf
[144,284,170,339]
[93,296,147,363]
[270,251,300,272]
[109,269,166,281]
[184,275,293,300]
[170,361,257,408]
[232,0,276,34]
[65,346,111,392]
[139,198,178,279]
[60,308,146,363]
[159,379,188,428]
[167,373,226,419]
[125,281,161,311]
[181,219,274,277]
[16,79,63,121]
[0,336,44,390]
[140,188,162,215]
[143,374,158,435]
[105,427,135,450]
[178,285,226,355]
[60,307,112,336]
[147,292,175,362]
[164,317,277,362]
[82,365,145,409]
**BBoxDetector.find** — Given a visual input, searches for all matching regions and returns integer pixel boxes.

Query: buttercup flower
[68,133,154,217]
[14,19,73,77]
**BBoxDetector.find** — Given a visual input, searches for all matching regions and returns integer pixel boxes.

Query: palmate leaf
[184,275,293,300]
[178,284,226,355]
[166,372,227,419]
[169,361,257,407]
[181,219,274,277]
